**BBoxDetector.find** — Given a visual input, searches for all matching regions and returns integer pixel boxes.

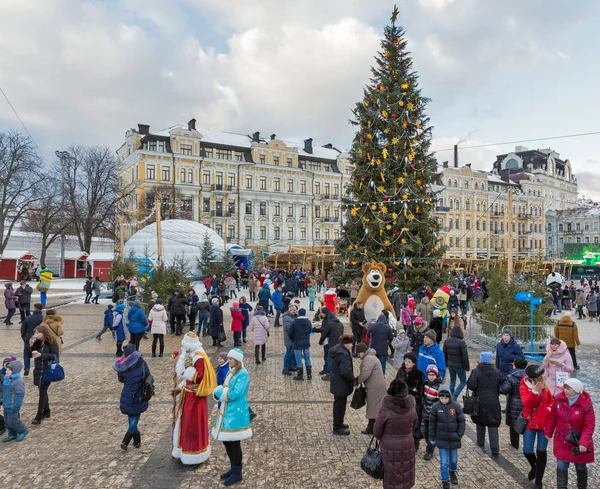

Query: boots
[255,346,261,364]
[449,470,458,485]
[576,469,588,489]
[306,366,312,380]
[423,442,434,461]
[524,452,537,481]
[133,432,141,448]
[282,369,292,376]
[294,367,304,381]
[120,432,134,451]
[361,419,375,435]
[220,461,233,480]
[534,450,547,488]
[442,482,450,489]
[223,464,243,486]
[556,468,568,489]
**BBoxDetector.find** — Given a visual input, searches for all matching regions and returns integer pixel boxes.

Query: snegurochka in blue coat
[495,328,524,378]
[417,330,447,379]
[113,344,149,451]
[211,348,252,486]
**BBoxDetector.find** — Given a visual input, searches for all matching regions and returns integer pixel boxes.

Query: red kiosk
[59,251,89,278]
[87,252,114,282]
[0,250,38,281]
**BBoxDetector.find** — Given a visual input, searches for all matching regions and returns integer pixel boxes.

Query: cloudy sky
[1,0,599,198]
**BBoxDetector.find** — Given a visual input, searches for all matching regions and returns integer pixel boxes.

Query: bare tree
[143,184,194,222]
[0,130,44,254]
[61,145,134,253]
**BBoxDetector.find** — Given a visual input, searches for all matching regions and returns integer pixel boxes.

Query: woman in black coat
[443,325,471,399]
[171,291,188,336]
[467,351,502,455]
[29,324,60,425]
[395,351,425,449]
[329,335,354,436]
[209,298,224,347]
[498,357,528,449]
[113,344,149,450]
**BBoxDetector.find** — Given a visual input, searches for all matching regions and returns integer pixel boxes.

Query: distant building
[546,205,600,259]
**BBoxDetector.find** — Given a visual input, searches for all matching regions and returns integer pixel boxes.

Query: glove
[182,366,197,382]
[213,385,224,401]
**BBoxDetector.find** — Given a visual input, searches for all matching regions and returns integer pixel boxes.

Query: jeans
[197,315,208,335]
[249,291,256,302]
[449,367,467,398]
[4,308,15,323]
[274,309,282,326]
[568,347,579,368]
[438,448,459,482]
[230,289,237,298]
[324,346,331,375]
[352,333,362,353]
[234,331,241,345]
[96,325,113,339]
[152,334,164,355]
[378,355,388,375]
[523,429,548,453]
[577,305,584,319]
[284,347,297,370]
[36,380,51,419]
[40,291,47,306]
[223,440,243,465]
[556,459,587,471]
[309,301,314,311]
[188,312,197,331]
[333,395,348,429]
[23,342,30,371]
[294,348,312,368]
[4,410,27,436]
[476,424,499,453]
[128,414,140,433]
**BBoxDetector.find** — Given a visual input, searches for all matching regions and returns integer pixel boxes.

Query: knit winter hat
[526,364,545,379]
[2,356,16,366]
[514,357,528,369]
[438,385,452,397]
[480,351,493,363]
[227,348,244,363]
[501,328,512,337]
[404,351,418,364]
[397,329,406,336]
[321,307,330,315]
[414,316,423,325]
[155,298,164,305]
[424,330,437,342]
[123,344,137,357]
[355,342,369,354]
[426,364,439,376]
[433,309,441,318]
[564,378,584,394]
[232,302,239,308]
[298,308,306,316]
[217,352,228,362]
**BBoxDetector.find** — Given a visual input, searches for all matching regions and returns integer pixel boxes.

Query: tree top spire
[390,5,399,24]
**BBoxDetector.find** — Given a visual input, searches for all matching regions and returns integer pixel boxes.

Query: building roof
[56,251,89,260]
[556,207,600,219]
[0,250,36,260]
[87,252,115,261]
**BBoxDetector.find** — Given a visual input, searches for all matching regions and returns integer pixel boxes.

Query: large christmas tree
[335,7,443,292]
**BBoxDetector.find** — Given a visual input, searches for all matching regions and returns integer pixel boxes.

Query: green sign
[563,243,600,264]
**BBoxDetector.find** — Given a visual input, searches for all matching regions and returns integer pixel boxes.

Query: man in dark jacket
[312,309,343,380]
[350,301,366,357]
[390,288,402,320]
[20,302,43,376]
[499,357,527,449]
[166,289,180,334]
[429,385,466,488]
[329,335,354,435]
[367,314,394,375]
[208,298,224,347]
[16,280,33,322]
[282,306,298,376]
[447,290,459,314]
[495,328,524,378]
[443,325,470,399]
[289,308,312,381]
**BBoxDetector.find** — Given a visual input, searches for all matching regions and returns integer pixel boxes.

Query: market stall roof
[87,252,115,261]
[56,251,89,260]
[0,250,36,260]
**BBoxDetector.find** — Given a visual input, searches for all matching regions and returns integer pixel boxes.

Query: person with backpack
[113,344,151,450]
[499,357,528,449]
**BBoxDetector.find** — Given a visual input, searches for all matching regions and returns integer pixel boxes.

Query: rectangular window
[298,160,305,170]
[228,201,235,215]
[157,141,165,153]
[559,223,564,231]
[456,238,460,247]
[288,204,294,217]
[576,223,581,231]
[273,156,279,166]
[585,223,590,231]
[203,198,210,212]
[235,151,244,162]
[314,206,321,218]
[181,168,186,183]
[325,229,330,240]
[595,222,599,231]
[476,220,480,231]
[149,140,157,152]
[323,163,330,172]
[216,173,223,185]
[315,229,321,240]
[228,175,235,188]
[259,202,266,216]
[466,238,471,248]
[334,207,340,220]
[162,167,170,181]
[204,148,213,158]
[476,238,480,248]
[287,157,293,167]
[245,176,252,189]
[203,172,210,185]
[482,221,486,231]
[449,237,453,248]
[333,184,339,197]
[259,154,266,164]
[315,182,321,194]
[181,144,192,155]
[259,177,266,190]
[274,227,280,241]
[146,165,155,180]
[215,225,223,238]
[448,218,453,230]
[274,203,280,216]
[274,178,280,192]
[216,149,232,160]
[301,205,307,218]
[483,238,487,248]
[324,183,330,197]
[287,180,294,192]
[466,219,471,230]
[310,161,320,171]
[245,201,252,215]
[260,226,266,240]
[301,228,307,241]
[300,181,306,193]
[245,226,252,239]
[228,226,235,240]
[288,228,294,240]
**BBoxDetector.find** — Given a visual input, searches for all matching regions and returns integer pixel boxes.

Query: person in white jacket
[148,298,168,357]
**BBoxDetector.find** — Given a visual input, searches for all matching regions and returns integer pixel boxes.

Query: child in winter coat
[422,364,443,461]
[0,356,16,436]
[230,302,244,347]
[96,304,115,340]
[2,359,28,441]
[308,285,316,311]
[429,385,466,488]
[392,330,410,369]
[113,303,127,357]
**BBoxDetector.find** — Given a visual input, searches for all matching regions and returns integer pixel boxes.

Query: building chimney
[138,124,150,135]
[453,144,458,168]
[252,131,260,143]
[465,163,471,168]
[443,161,449,168]
[188,118,196,131]
[270,134,276,140]
[322,143,333,149]
[304,138,313,154]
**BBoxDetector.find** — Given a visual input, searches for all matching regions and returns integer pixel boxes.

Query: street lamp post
[55,150,70,278]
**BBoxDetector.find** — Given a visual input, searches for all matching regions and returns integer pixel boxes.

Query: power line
[434,131,600,153]
[0,84,50,165]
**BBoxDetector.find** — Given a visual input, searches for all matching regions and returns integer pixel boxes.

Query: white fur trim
[211,426,253,442]
[182,367,196,382]
[172,414,211,465]
[227,349,244,363]
[181,333,203,353]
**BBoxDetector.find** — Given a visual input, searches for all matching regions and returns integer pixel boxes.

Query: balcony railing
[314,239,335,246]
[491,211,505,217]
[322,217,339,222]
[210,210,234,218]
[211,184,233,192]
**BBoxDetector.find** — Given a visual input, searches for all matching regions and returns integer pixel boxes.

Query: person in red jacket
[230,302,244,348]
[519,365,555,489]
[545,378,595,489]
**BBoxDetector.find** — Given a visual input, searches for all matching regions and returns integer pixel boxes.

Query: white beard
[175,350,194,376]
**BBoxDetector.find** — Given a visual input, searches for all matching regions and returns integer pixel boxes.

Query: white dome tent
[124,219,225,265]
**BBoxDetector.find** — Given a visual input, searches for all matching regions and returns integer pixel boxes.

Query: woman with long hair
[212,348,252,486]
[29,324,59,425]
[520,365,555,488]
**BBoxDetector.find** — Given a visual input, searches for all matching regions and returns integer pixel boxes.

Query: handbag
[514,393,544,435]
[462,388,479,416]
[351,384,367,409]
[360,436,384,480]
[42,354,65,383]
[218,324,227,343]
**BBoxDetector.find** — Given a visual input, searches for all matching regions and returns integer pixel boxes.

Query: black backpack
[141,362,155,402]
[112,289,119,303]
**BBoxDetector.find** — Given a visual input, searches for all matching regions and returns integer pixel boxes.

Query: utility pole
[156,194,163,264]
[119,217,125,264]
[507,188,514,284]
[55,150,70,278]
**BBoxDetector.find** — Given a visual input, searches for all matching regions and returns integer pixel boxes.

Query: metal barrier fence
[467,316,554,356]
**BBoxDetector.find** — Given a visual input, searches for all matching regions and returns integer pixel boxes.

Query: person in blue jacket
[96,304,115,340]
[418,330,447,379]
[212,348,252,486]
[2,359,28,442]
[495,328,524,378]
[113,344,149,451]
[113,304,126,357]
[271,286,283,327]
[127,301,148,351]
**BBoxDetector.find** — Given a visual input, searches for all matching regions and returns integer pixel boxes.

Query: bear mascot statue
[352,262,395,324]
